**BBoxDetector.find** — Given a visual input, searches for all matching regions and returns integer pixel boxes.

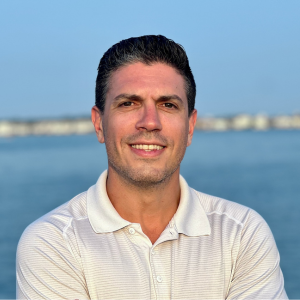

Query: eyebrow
[113,94,143,102]
[113,93,184,103]
[158,95,183,103]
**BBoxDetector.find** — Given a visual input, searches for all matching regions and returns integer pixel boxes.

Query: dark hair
[95,35,196,116]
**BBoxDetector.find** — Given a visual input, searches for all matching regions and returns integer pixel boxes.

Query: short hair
[95,35,196,116]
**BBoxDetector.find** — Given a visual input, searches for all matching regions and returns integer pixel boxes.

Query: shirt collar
[87,170,131,233]
[87,170,211,236]
[173,176,211,236]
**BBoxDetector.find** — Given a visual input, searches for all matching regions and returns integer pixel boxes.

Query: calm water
[0,131,299,298]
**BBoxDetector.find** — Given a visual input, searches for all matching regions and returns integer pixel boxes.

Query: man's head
[92,35,197,188]
[95,35,196,116]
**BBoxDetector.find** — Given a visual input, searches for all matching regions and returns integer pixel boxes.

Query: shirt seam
[206,211,245,227]
[16,272,29,299]
[62,217,85,276]
[62,217,73,237]
[75,216,88,221]
[192,189,245,228]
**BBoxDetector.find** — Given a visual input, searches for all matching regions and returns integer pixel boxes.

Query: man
[17,35,287,299]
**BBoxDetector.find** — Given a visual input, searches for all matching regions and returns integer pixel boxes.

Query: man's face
[92,62,197,187]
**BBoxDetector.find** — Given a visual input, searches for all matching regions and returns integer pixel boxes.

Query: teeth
[131,144,164,150]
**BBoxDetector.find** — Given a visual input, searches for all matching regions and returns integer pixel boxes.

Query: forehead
[107,62,187,101]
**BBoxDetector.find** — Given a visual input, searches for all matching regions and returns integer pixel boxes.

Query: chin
[110,163,179,189]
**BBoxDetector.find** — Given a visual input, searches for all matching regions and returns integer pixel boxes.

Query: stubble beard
[105,131,188,190]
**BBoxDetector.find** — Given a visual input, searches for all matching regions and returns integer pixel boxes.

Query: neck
[106,167,181,244]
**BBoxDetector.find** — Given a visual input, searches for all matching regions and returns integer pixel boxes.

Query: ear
[91,106,105,143]
[187,109,197,147]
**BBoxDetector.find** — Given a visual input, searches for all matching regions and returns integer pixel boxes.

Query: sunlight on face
[99,62,197,187]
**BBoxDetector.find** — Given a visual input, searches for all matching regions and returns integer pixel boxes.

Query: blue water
[0,131,299,298]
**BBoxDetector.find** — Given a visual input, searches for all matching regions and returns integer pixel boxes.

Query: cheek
[161,120,189,153]
[163,115,189,136]
[104,121,130,149]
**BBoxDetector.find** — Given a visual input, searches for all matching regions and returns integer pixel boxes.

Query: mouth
[130,144,165,152]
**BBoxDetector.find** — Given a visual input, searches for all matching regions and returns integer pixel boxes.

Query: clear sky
[1,0,299,119]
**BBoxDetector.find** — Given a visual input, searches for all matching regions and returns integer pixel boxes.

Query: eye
[120,101,134,107]
[162,103,177,109]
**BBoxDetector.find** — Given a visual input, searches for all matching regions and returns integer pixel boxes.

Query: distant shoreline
[1,114,300,137]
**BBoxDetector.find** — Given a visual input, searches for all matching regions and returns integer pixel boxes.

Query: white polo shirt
[17,170,288,299]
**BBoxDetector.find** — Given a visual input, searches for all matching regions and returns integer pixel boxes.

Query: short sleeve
[16,219,90,300]
[227,210,288,299]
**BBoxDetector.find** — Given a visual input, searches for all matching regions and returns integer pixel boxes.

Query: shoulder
[17,190,88,258]
[16,191,91,299]
[189,193,287,298]
[191,188,277,254]
[193,189,280,272]
[192,188,267,230]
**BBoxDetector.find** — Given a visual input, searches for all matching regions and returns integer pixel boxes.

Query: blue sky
[1,0,299,119]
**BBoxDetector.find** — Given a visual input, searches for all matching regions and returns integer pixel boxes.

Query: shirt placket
[150,221,178,300]
[125,221,178,300]
[125,224,157,299]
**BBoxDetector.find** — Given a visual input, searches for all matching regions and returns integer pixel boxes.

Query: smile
[131,144,164,151]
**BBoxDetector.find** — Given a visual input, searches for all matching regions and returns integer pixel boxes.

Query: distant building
[231,114,253,130]
[291,114,300,128]
[1,114,299,137]
[272,115,293,129]
[253,114,270,131]
[0,119,94,137]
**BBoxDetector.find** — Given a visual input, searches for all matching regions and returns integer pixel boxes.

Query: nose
[135,102,162,132]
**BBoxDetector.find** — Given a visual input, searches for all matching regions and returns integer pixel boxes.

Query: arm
[227,210,288,299]
[16,219,90,300]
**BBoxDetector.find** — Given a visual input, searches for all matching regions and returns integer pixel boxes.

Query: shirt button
[129,228,135,234]
[156,276,163,283]
[151,250,156,255]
